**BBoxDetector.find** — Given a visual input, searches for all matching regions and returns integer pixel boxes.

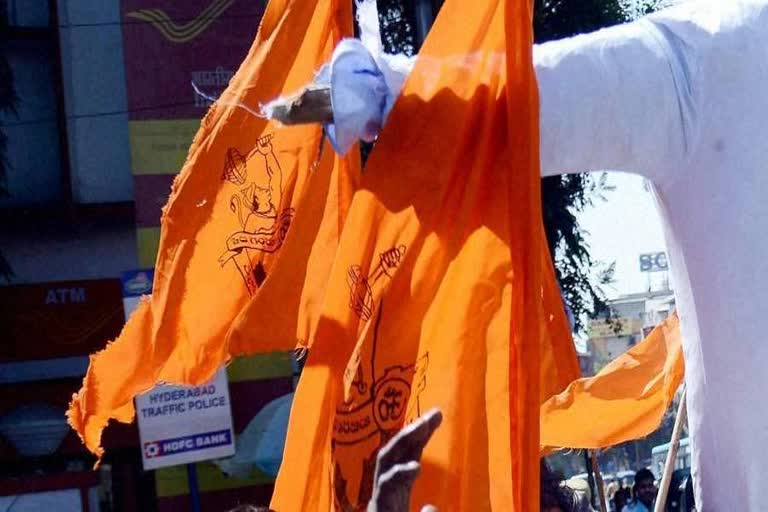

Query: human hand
[256,135,273,155]
[367,408,443,512]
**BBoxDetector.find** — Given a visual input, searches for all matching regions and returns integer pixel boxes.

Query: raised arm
[255,137,283,211]
[535,17,694,181]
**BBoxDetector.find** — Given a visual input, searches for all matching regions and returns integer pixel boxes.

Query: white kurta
[536,2,768,509]
[291,0,768,508]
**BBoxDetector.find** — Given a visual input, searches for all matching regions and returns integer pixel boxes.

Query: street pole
[187,463,201,512]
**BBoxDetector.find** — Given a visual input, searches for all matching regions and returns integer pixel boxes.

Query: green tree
[375,0,418,56]
[534,0,629,331]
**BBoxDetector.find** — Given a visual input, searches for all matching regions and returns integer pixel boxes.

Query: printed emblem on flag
[347,245,406,321]
[332,300,430,509]
[219,134,294,294]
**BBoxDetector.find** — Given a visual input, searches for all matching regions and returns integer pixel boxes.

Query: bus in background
[651,437,691,479]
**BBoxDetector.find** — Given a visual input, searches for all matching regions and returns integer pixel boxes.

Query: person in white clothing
[280,0,768,509]
[534,4,768,509]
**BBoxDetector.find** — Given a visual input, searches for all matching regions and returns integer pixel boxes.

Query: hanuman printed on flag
[219,134,294,294]
[68,0,358,461]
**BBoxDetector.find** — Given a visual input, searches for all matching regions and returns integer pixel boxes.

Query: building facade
[587,289,675,374]
[1,2,294,511]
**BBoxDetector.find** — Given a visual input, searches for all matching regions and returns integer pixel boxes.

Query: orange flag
[67,0,360,459]
[541,313,684,451]
[540,252,581,402]
[270,0,576,510]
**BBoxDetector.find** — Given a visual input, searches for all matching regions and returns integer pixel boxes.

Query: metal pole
[187,463,202,512]
[654,390,688,512]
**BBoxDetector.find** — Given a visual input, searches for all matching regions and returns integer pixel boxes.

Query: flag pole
[265,86,333,126]
[654,389,687,512]
[590,450,608,512]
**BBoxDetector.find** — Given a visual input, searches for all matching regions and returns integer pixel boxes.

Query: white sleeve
[535,18,695,182]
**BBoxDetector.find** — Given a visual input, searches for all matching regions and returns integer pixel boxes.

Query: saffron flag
[270,0,577,509]
[540,252,581,402]
[67,0,360,459]
[540,313,684,451]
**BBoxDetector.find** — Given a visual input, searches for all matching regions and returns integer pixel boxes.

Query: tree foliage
[533,0,627,43]
[534,0,630,331]
[375,0,418,56]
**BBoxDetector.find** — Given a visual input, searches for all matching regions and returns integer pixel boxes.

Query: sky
[576,172,669,300]
[583,0,694,299]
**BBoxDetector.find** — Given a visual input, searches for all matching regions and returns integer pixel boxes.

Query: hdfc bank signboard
[136,369,235,470]
[123,270,235,469]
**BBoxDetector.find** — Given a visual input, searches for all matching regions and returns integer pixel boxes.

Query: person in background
[612,486,631,512]
[622,469,656,512]
[541,461,566,512]
[564,476,592,507]
[541,462,595,512]
[605,480,619,510]
[541,485,567,512]
[682,476,696,512]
